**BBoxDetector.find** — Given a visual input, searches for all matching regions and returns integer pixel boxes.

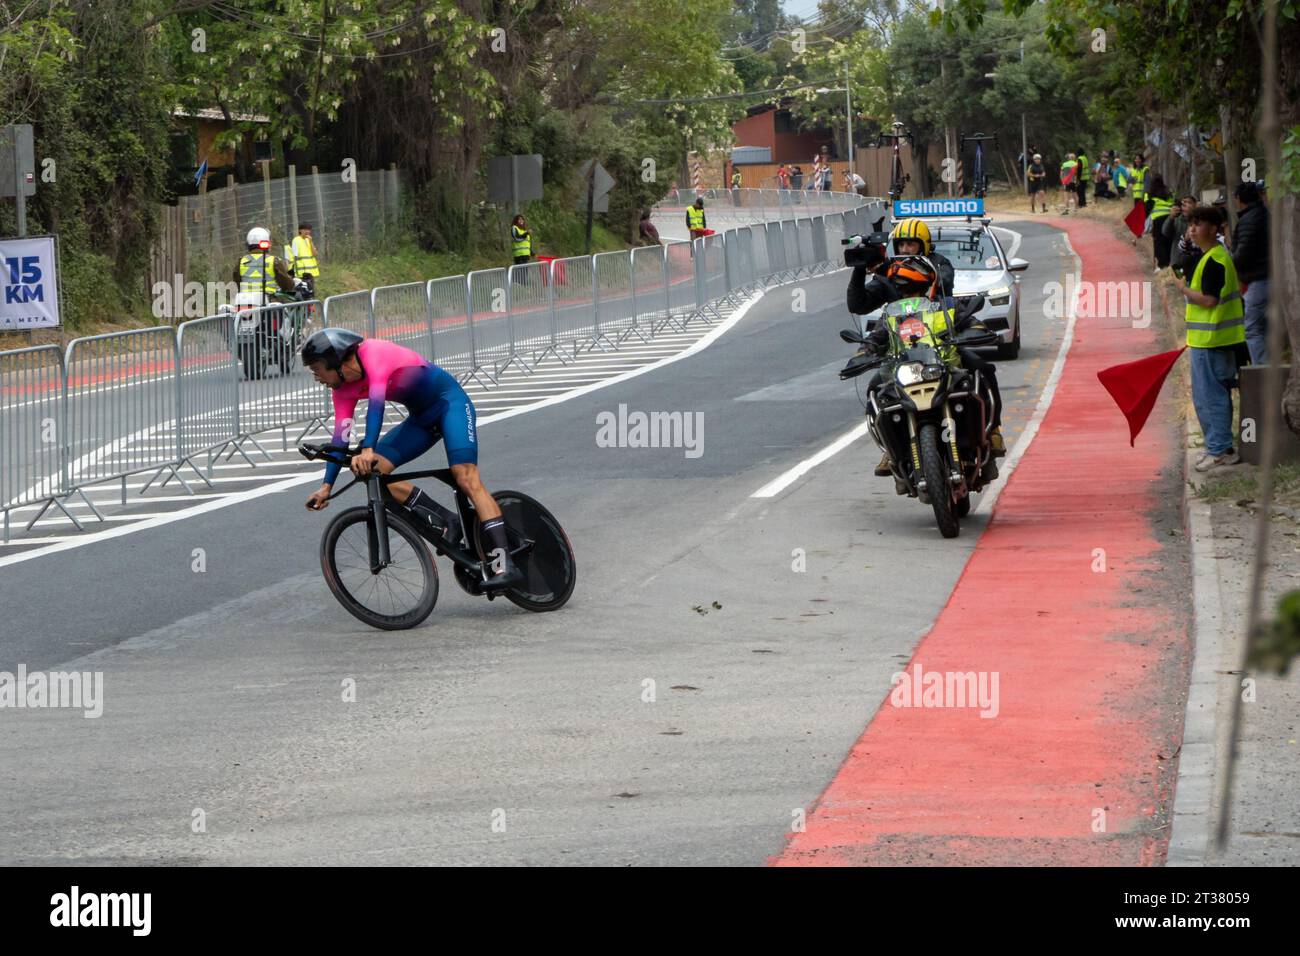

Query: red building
[732,103,837,164]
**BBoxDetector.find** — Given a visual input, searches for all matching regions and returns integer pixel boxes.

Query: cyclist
[302,329,523,591]
[846,219,1006,477]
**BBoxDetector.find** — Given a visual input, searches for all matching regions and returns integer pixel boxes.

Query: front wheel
[919,423,959,539]
[321,506,439,630]
[476,491,576,612]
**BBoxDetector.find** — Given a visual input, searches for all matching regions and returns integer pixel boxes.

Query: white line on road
[750,421,873,499]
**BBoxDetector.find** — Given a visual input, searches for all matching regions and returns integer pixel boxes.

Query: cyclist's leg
[435,382,523,584]
[369,419,433,502]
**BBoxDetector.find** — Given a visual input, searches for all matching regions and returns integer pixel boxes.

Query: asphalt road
[0,218,1074,865]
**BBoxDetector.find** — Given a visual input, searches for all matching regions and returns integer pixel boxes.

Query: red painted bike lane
[774,218,1192,866]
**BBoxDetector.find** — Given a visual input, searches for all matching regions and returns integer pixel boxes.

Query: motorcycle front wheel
[919,423,959,539]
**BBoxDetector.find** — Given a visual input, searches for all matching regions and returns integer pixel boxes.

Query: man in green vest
[1172,205,1245,471]
[233,226,296,307]
[511,215,533,265]
[289,223,320,296]
[686,197,708,239]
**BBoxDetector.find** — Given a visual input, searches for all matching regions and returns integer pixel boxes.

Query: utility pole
[1020,41,1028,195]
[844,61,854,176]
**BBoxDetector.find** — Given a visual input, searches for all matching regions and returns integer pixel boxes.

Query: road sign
[575,160,614,213]
[1,124,36,199]
[487,154,544,214]
[0,235,61,329]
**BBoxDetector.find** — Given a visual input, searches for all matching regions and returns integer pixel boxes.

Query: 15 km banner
[1,235,61,330]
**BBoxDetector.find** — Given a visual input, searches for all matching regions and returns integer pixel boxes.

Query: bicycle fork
[366,474,392,573]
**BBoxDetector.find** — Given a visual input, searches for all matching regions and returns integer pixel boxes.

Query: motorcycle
[839,287,1002,538]
[220,283,314,381]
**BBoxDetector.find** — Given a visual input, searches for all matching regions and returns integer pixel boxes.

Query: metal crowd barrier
[507,260,560,365]
[1,188,880,539]
[0,345,84,540]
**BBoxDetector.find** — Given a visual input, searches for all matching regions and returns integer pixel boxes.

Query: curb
[1167,430,1228,865]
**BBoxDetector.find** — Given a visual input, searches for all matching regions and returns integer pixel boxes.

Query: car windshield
[930,229,1002,270]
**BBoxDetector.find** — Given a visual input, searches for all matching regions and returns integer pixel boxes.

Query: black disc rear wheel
[476,491,576,612]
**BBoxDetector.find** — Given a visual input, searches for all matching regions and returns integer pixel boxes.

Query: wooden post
[261,160,272,227]
[311,165,326,258]
[227,173,238,270]
[378,165,387,237]
[350,167,362,256]
[389,163,399,225]
[289,164,300,237]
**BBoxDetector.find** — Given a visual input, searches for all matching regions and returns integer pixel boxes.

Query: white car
[863,218,1028,359]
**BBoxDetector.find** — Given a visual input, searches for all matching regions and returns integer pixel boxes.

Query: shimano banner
[892,198,985,218]
[0,235,61,329]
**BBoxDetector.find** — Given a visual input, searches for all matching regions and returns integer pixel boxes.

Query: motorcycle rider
[845,218,1006,477]
[234,226,301,306]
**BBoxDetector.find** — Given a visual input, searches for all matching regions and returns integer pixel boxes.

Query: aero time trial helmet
[301,328,363,369]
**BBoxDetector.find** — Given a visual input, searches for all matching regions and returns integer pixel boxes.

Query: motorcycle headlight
[922,364,946,382]
[987,285,1011,306]
[896,362,925,386]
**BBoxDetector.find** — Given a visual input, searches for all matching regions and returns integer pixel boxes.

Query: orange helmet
[885,256,938,299]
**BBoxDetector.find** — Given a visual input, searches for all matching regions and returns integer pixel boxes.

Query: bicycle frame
[302,443,532,578]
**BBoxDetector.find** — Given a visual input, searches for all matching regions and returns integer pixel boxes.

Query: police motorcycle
[220,281,314,381]
[838,243,1002,538]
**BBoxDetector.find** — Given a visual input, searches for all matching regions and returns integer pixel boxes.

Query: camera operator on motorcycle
[234,226,309,306]
[845,217,1006,477]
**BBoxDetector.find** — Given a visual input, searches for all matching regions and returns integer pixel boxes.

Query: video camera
[842,231,889,269]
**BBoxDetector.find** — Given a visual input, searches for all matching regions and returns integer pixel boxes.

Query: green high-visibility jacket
[1185,244,1245,349]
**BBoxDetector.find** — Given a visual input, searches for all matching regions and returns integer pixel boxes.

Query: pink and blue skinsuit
[322,338,477,486]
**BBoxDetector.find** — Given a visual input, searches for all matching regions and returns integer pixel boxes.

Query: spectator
[638,209,661,246]
[1146,174,1175,272]
[777,163,791,190]
[1027,152,1047,213]
[1075,147,1089,208]
[686,197,708,239]
[1092,153,1114,199]
[1165,196,1199,276]
[1059,152,1078,213]
[510,215,533,265]
[790,164,803,200]
[844,169,866,195]
[1111,154,1130,199]
[1230,180,1270,365]
[1172,204,1245,471]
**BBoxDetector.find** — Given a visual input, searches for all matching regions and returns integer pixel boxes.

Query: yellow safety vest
[239,253,278,298]
[1132,165,1148,201]
[1186,244,1245,349]
[686,206,706,230]
[885,303,960,367]
[291,235,319,275]
[1150,196,1174,221]
[511,225,532,258]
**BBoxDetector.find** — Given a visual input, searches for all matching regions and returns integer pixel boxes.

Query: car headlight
[896,362,925,386]
[987,285,1011,306]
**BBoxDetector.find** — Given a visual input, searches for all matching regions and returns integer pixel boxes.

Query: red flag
[1061,165,1076,186]
[1097,347,1187,446]
[1124,202,1146,237]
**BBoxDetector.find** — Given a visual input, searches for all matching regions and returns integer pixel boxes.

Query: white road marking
[750,421,874,499]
